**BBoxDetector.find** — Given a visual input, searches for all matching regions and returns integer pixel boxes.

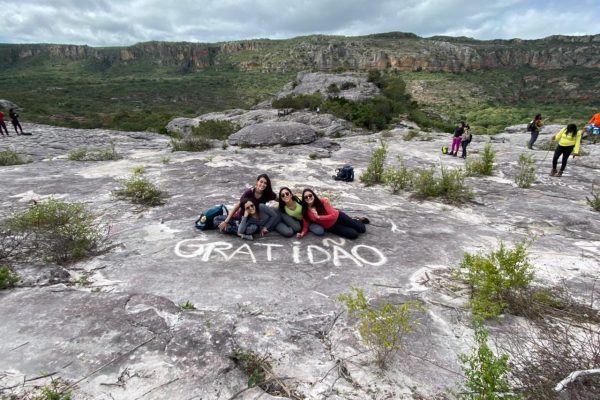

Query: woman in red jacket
[300,188,366,239]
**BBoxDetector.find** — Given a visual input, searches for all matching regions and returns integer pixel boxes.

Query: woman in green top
[277,187,325,238]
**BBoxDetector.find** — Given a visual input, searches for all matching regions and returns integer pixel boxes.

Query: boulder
[0,99,19,111]
[277,71,379,102]
[228,121,317,147]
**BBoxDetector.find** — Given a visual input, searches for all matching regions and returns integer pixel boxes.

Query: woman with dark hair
[300,188,366,240]
[550,123,582,177]
[216,173,277,232]
[528,113,543,149]
[277,187,324,238]
[234,198,285,240]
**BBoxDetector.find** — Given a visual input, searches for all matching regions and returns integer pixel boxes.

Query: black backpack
[526,121,535,132]
[333,165,354,182]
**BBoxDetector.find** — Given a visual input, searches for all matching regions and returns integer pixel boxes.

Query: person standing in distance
[0,111,9,136]
[9,109,24,135]
[527,114,543,149]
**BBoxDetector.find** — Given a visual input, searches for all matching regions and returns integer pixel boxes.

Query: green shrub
[67,148,88,161]
[340,81,357,90]
[383,158,414,193]
[6,198,107,264]
[412,166,472,204]
[466,143,495,176]
[515,153,536,188]
[327,83,340,94]
[190,120,238,140]
[131,165,146,175]
[0,149,28,166]
[36,379,72,400]
[338,288,421,369]
[0,265,19,289]
[587,185,600,211]
[170,136,212,152]
[456,241,534,319]
[229,348,272,389]
[360,141,388,186]
[272,92,322,110]
[113,175,166,206]
[459,324,519,400]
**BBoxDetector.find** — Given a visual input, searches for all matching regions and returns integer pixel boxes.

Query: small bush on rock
[413,167,472,204]
[0,149,29,166]
[587,185,600,212]
[338,287,422,369]
[455,241,534,319]
[515,153,536,188]
[67,141,122,161]
[113,175,166,206]
[0,265,19,289]
[383,158,415,193]
[5,198,108,264]
[466,143,495,176]
[360,141,387,186]
[459,324,518,400]
[191,120,238,140]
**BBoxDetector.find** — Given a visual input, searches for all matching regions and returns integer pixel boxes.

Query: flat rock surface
[1,122,599,399]
[228,121,317,146]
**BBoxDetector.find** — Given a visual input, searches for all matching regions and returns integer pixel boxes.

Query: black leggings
[327,211,366,240]
[552,145,575,172]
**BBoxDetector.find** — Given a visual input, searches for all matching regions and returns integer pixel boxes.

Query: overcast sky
[0,0,598,46]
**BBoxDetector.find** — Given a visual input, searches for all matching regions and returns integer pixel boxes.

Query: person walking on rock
[9,109,24,135]
[527,114,543,149]
[550,124,582,177]
[450,121,465,156]
[0,111,9,136]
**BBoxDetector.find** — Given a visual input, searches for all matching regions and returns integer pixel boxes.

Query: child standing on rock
[460,125,472,158]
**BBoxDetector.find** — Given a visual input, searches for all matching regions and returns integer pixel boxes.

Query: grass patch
[412,166,473,204]
[131,165,146,175]
[515,153,536,188]
[67,141,122,161]
[5,198,108,264]
[383,157,414,193]
[170,136,212,152]
[113,175,166,206]
[0,265,19,289]
[338,287,422,369]
[0,149,29,166]
[536,140,557,151]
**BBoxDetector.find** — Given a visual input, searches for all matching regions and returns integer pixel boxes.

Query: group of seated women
[214,174,368,240]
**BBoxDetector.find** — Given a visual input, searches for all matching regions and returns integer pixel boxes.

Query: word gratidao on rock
[174,237,387,267]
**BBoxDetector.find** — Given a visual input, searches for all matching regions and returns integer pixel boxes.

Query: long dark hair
[277,186,301,212]
[566,123,577,137]
[301,188,326,220]
[534,114,542,121]
[255,173,276,202]
[240,197,259,218]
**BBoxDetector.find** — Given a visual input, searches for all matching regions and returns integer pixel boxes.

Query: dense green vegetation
[0,61,292,132]
[1,40,597,134]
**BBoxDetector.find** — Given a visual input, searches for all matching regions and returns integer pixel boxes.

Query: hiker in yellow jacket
[550,124,582,177]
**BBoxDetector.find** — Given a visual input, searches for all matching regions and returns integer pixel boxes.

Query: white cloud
[0,0,597,45]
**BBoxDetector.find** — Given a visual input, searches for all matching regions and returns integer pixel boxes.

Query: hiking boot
[354,216,370,224]
[550,169,557,177]
[556,171,563,177]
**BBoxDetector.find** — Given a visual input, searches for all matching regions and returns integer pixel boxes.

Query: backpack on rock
[333,165,354,182]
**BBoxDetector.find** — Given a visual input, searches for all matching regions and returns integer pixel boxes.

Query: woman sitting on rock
[277,186,324,238]
[234,198,286,240]
[216,173,277,233]
[300,188,367,240]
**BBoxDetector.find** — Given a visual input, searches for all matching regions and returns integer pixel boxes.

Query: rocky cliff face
[1,32,599,73]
